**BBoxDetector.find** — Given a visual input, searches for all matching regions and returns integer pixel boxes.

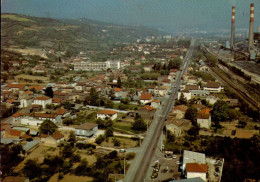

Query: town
[1,2,260,182]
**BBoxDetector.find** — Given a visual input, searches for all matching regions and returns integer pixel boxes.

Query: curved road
[124,39,195,182]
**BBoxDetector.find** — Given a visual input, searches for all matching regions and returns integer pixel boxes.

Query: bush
[95,135,105,144]
[112,138,121,146]
[108,150,118,159]
[126,152,136,160]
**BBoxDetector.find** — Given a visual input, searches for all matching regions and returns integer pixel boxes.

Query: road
[124,39,195,182]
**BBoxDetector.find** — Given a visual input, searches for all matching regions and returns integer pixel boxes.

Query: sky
[1,0,260,33]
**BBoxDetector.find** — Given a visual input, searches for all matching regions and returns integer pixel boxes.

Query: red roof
[173,105,188,112]
[205,82,220,88]
[115,87,122,92]
[35,96,51,101]
[140,93,153,100]
[51,131,64,140]
[97,110,117,115]
[34,113,56,118]
[55,108,66,115]
[52,98,62,103]
[151,99,160,103]
[186,163,207,173]
[6,84,25,89]
[10,129,21,137]
[143,105,154,111]
[29,86,44,90]
[25,91,33,95]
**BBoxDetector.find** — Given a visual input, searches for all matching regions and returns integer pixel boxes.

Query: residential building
[138,105,155,121]
[150,100,160,109]
[21,117,43,126]
[190,90,210,98]
[41,131,64,146]
[166,118,191,137]
[203,82,223,93]
[182,150,206,175]
[97,110,118,120]
[178,91,192,100]
[34,113,62,124]
[139,93,153,104]
[186,163,207,181]
[197,111,211,129]
[172,105,188,119]
[74,60,120,71]
[33,96,52,109]
[75,122,98,137]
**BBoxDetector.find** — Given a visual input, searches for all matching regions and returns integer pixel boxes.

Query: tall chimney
[249,3,254,51]
[230,6,235,49]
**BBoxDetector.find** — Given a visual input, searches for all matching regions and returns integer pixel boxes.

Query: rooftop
[186,163,207,173]
[183,150,206,165]
[75,122,98,130]
[97,110,117,115]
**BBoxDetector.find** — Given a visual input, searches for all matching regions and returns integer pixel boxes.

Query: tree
[61,143,74,158]
[95,135,105,144]
[68,131,76,146]
[212,100,229,123]
[45,87,54,98]
[89,87,99,106]
[117,77,122,88]
[185,106,198,125]
[39,120,57,135]
[229,109,242,121]
[105,127,114,137]
[132,117,146,131]
[23,159,42,179]
[112,138,121,146]
[3,63,9,71]
[74,159,88,176]
[108,150,118,159]
[179,93,187,105]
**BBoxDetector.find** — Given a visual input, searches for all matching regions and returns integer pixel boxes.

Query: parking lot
[146,153,183,181]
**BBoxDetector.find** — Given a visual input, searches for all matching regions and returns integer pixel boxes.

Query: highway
[124,39,195,182]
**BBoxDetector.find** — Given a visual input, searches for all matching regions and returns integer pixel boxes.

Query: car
[174,85,177,88]
[151,172,158,179]
[119,149,126,153]
[165,154,172,158]
[176,161,182,165]
[172,155,177,159]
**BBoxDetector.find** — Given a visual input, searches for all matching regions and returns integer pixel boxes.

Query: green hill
[1,13,165,54]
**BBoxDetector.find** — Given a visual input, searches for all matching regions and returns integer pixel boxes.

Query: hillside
[1,13,166,54]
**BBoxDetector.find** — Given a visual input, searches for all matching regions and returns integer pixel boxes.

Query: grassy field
[14,74,50,82]
[48,173,93,182]
[74,150,97,165]
[2,14,35,22]
[14,145,60,172]
[101,137,138,148]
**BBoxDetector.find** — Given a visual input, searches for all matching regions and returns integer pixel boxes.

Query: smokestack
[249,3,254,51]
[230,6,235,49]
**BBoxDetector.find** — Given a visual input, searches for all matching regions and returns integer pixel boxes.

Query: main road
[124,39,195,182]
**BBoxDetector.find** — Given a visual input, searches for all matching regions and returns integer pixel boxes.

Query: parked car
[172,155,177,159]
[119,149,126,153]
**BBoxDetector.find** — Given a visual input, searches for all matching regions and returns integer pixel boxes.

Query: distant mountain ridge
[1,13,166,54]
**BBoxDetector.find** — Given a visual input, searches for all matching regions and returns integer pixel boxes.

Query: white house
[34,113,62,124]
[97,110,118,120]
[20,97,33,108]
[41,131,64,146]
[21,117,43,126]
[203,82,223,93]
[150,100,160,109]
[199,65,209,72]
[197,113,211,129]
[139,93,153,104]
[182,150,206,175]
[33,96,52,109]
[196,108,211,129]
[186,163,207,181]
[75,122,98,137]
[178,91,192,100]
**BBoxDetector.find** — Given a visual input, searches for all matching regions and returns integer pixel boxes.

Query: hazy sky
[1,0,260,33]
